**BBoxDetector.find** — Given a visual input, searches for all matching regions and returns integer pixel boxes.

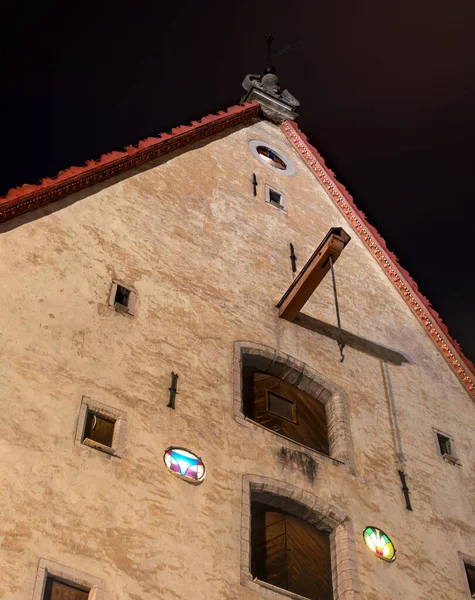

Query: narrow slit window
[84,411,115,448]
[465,563,475,597]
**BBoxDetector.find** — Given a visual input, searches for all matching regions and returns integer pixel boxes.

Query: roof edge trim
[281,120,475,396]
[0,101,260,224]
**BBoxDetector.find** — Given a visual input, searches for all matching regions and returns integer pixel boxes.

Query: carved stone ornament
[242,71,300,123]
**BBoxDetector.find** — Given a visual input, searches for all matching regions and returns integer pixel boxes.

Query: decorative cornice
[282,120,475,396]
[0,102,260,225]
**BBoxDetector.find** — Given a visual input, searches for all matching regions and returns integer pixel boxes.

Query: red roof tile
[0,101,260,224]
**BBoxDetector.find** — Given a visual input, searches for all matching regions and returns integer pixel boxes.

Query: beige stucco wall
[1,117,474,600]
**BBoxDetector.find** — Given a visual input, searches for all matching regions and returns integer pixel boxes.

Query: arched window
[251,502,333,599]
[241,475,360,600]
[233,342,353,467]
[242,367,329,455]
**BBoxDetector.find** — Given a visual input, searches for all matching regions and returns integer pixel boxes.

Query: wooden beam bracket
[276,227,351,321]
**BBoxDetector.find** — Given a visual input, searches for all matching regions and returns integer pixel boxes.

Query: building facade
[1,75,475,600]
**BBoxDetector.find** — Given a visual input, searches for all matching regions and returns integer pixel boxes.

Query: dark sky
[2,0,475,364]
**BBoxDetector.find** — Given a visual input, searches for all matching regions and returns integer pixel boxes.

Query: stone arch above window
[233,341,354,468]
[241,475,361,600]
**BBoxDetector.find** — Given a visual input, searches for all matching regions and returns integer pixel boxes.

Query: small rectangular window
[108,280,136,315]
[435,430,459,464]
[465,563,475,596]
[32,558,104,600]
[437,433,452,457]
[269,189,282,206]
[114,285,130,308]
[265,184,287,212]
[267,391,296,423]
[76,396,127,459]
[84,411,115,448]
[44,577,89,600]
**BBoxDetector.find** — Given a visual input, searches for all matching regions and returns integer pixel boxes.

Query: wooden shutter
[252,507,333,600]
[286,515,333,600]
[263,511,288,590]
[252,372,329,455]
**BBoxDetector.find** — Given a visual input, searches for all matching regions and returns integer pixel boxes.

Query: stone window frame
[233,341,355,471]
[459,552,475,598]
[75,396,127,460]
[241,474,361,600]
[108,279,137,316]
[432,427,461,466]
[265,184,288,213]
[32,558,105,600]
[249,140,296,176]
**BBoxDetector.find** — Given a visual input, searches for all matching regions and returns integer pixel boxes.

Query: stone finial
[242,67,300,123]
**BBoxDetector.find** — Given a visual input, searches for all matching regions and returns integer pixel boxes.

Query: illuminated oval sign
[164,447,206,484]
[363,527,396,562]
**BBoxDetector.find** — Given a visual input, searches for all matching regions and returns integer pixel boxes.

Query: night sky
[2,0,475,364]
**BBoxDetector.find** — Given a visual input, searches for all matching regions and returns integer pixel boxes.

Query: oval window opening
[164,447,206,484]
[363,527,396,562]
[256,146,287,170]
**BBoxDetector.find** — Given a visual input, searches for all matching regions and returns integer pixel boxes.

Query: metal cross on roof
[264,33,274,62]
[264,33,304,62]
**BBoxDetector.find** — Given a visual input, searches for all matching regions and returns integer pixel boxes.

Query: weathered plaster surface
[1,119,474,599]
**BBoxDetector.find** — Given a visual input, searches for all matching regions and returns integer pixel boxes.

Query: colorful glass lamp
[363,527,396,562]
[164,447,205,484]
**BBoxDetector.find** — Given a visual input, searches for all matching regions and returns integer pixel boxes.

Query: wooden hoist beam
[276,227,351,322]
